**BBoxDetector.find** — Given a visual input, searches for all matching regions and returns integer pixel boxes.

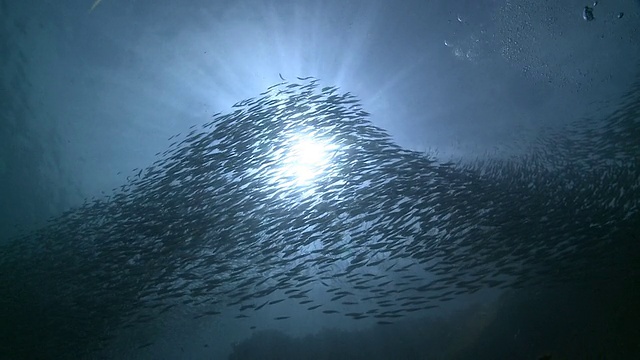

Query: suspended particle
[583,6,595,21]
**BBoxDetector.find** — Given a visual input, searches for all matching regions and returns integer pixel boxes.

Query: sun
[279,132,336,187]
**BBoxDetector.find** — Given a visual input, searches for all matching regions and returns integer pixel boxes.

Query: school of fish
[0,77,638,358]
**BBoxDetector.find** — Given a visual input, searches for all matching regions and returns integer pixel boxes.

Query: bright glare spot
[281,133,336,187]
